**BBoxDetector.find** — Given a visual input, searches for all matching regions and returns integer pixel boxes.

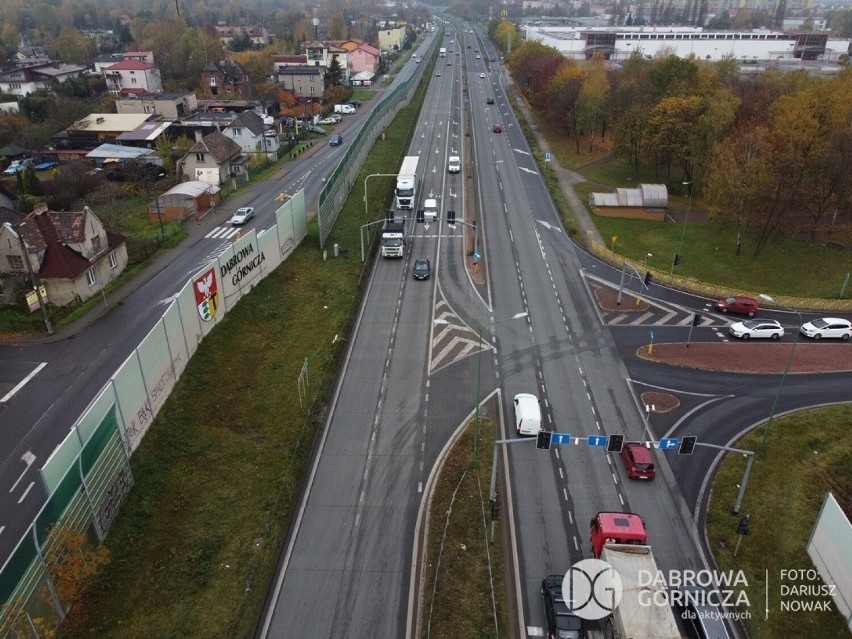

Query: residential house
[13,45,49,65]
[58,113,155,151]
[0,204,128,307]
[223,111,279,161]
[276,66,324,100]
[177,131,246,186]
[201,60,252,99]
[93,51,155,75]
[0,62,87,97]
[346,41,381,76]
[104,60,164,96]
[123,51,155,64]
[115,92,199,118]
[215,25,271,48]
[377,27,407,52]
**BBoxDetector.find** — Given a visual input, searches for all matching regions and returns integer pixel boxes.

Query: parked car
[412,258,431,280]
[34,160,59,171]
[799,317,852,340]
[347,99,362,107]
[317,117,338,125]
[620,442,656,480]
[307,125,327,135]
[541,575,585,639]
[3,159,33,175]
[715,296,759,317]
[728,319,784,340]
[229,207,255,225]
[329,134,343,146]
[492,123,502,133]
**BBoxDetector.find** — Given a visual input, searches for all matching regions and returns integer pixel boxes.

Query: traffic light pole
[489,437,535,542]
[691,442,756,514]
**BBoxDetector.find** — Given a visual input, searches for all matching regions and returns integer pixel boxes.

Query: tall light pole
[757,293,802,452]
[435,311,529,462]
[671,180,693,276]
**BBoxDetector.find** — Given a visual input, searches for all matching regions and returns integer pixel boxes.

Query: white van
[447,156,461,173]
[514,393,542,436]
[423,198,438,222]
[334,104,356,114]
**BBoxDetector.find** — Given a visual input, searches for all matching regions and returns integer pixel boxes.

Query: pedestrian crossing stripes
[205,225,243,240]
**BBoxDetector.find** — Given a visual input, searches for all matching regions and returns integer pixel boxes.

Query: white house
[104,60,164,96]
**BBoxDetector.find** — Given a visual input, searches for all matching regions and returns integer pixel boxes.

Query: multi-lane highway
[1,18,849,639]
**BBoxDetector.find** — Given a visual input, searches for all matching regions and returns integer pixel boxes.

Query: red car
[620,442,656,480]
[492,123,502,133]
[715,295,758,317]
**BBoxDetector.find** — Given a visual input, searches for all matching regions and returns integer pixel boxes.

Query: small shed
[590,183,668,221]
[148,181,221,222]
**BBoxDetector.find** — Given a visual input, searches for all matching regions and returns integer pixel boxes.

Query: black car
[486,97,495,104]
[329,134,343,146]
[541,575,585,639]
[412,258,431,280]
[348,99,362,107]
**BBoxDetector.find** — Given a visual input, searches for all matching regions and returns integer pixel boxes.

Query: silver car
[229,207,255,225]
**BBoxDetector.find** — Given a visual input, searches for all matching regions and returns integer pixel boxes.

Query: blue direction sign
[550,432,572,446]
[587,435,607,448]
[473,251,481,260]
[659,437,680,450]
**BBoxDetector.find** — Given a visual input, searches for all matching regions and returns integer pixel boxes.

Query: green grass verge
[590,215,849,299]
[421,419,509,639]
[705,405,851,639]
[57,75,429,639]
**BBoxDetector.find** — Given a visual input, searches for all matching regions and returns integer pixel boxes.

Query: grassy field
[421,419,509,639]
[705,405,851,639]
[56,80,426,638]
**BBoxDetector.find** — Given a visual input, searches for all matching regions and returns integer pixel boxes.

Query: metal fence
[0,192,309,636]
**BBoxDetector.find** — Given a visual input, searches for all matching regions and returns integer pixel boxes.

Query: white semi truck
[395,156,419,209]
[599,544,681,639]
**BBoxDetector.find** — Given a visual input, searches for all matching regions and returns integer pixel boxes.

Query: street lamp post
[757,293,802,452]
[671,180,693,276]
[435,311,529,462]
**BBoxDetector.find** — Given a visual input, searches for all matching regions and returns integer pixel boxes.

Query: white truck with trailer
[395,156,419,210]
[599,544,681,639]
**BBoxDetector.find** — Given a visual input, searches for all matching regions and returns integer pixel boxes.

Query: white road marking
[1,362,47,403]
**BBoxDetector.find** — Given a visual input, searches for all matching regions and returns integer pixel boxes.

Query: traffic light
[679,435,697,455]
[737,515,751,536]
[490,498,500,521]
[673,254,682,266]
[447,209,456,224]
[643,272,652,287]
[416,209,424,224]
[386,209,394,223]
[606,434,625,453]
[692,313,702,327]
[536,431,552,450]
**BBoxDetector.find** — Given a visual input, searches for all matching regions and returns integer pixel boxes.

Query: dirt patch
[637,342,852,374]
[594,286,650,311]
[640,391,680,412]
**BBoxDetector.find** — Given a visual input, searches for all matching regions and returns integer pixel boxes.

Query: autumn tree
[704,125,775,256]
[577,54,610,151]
[44,525,110,609]
[647,94,703,181]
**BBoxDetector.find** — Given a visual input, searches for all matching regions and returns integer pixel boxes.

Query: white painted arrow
[519,166,539,175]
[514,148,530,156]
[537,220,562,233]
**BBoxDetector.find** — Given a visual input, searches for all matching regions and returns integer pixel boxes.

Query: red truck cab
[590,511,648,558]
